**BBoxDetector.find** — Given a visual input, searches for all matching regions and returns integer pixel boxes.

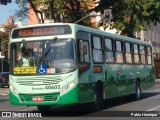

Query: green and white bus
[9,23,154,111]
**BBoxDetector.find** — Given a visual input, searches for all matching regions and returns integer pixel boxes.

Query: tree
[0,24,16,72]
[0,24,17,58]
[14,0,160,37]
[15,0,94,26]
[90,0,160,37]
[0,0,11,5]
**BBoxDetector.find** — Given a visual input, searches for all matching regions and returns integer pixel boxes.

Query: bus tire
[37,105,51,112]
[135,80,141,100]
[93,81,104,111]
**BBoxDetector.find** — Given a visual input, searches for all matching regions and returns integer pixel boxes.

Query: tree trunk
[28,0,44,23]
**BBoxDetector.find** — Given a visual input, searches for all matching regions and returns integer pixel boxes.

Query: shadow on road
[103,92,160,109]
[32,92,160,117]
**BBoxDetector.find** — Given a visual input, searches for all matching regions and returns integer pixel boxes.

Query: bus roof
[75,24,152,46]
[12,23,152,46]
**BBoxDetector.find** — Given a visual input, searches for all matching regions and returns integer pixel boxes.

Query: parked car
[0,72,9,88]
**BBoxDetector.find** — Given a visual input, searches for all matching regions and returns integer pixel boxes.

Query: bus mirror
[79,40,84,62]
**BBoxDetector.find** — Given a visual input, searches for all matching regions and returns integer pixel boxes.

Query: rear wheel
[37,106,51,112]
[92,81,104,111]
[135,83,141,100]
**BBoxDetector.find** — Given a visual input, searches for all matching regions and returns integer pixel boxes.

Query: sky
[0,0,27,24]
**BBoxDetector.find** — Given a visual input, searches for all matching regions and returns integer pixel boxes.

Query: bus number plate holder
[32,96,44,102]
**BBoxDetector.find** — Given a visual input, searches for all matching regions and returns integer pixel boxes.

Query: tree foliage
[15,0,93,26]
[93,0,160,37]
[0,0,11,5]
[0,24,17,42]
[14,0,160,37]
[0,24,17,59]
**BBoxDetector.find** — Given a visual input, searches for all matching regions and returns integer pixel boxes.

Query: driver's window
[16,42,37,67]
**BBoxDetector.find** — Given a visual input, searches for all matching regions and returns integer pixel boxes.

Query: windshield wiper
[43,37,57,57]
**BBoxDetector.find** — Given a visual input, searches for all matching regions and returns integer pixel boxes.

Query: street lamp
[74,9,112,25]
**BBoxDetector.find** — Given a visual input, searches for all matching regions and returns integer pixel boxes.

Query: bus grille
[19,93,59,102]
[16,76,63,86]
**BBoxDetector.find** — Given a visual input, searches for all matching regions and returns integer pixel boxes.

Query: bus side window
[147,46,152,64]
[105,38,114,62]
[78,40,90,63]
[115,40,124,63]
[92,36,103,63]
[140,45,146,64]
[133,44,140,64]
[125,42,132,63]
[78,40,90,75]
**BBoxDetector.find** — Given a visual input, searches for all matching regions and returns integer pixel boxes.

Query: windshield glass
[11,39,76,75]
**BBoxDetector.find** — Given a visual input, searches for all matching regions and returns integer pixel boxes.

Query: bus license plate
[32,96,44,102]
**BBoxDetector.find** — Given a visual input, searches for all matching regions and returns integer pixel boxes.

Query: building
[4,16,14,25]
[137,23,160,78]
[0,24,6,32]
[28,3,39,25]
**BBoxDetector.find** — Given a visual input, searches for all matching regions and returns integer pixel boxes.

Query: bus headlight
[10,85,18,96]
[60,80,77,96]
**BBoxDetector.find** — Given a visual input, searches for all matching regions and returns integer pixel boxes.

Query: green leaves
[96,0,160,37]
[12,0,160,37]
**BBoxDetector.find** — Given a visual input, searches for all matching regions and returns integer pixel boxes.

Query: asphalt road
[0,81,160,120]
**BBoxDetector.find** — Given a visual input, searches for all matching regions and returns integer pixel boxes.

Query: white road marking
[147,105,160,111]
[0,93,8,95]
[19,107,37,111]
[0,89,9,96]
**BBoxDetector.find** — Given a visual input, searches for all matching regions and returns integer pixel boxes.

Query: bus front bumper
[10,86,79,106]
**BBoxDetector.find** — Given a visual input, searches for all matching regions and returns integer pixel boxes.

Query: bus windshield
[12,39,76,75]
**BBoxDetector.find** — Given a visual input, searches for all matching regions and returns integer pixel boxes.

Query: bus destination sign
[12,25,72,38]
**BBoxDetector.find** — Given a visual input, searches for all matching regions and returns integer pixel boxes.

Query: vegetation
[15,0,94,27]
[10,0,160,37]
[0,24,17,58]
[93,0,160,37]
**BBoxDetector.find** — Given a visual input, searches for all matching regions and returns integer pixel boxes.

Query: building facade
[136,23,160,78]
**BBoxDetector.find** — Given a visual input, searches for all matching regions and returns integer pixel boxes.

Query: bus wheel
[135,81,141,100]
[93,82,104,111]
[37,105,51,112]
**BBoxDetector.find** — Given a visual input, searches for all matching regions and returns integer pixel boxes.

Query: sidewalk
[155,79,160,84]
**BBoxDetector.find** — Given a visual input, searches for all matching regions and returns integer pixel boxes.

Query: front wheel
[91,82,104,111]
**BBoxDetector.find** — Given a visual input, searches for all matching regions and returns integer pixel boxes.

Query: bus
[8,23,154,111]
